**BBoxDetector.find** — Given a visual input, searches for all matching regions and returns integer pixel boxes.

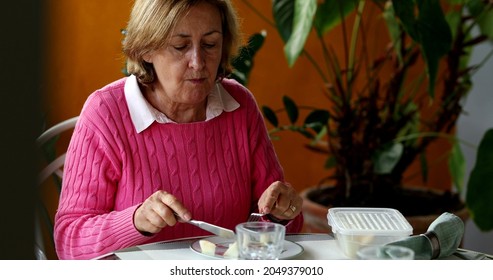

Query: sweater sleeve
[54,98,151,260]
[234,82,304,233]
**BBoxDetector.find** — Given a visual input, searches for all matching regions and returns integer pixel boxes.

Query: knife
[174,212,236,239]
[187,219,236,239]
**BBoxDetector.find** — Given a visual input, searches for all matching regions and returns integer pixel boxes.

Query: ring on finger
[289,205,296,212]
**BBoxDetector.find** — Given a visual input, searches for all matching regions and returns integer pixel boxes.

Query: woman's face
[144,2,223,107]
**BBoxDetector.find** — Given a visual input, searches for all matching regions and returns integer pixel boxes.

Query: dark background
[0,0,43,259]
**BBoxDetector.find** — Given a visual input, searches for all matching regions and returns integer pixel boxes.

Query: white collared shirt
[124,75,240,133]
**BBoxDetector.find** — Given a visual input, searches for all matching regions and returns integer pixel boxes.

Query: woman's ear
[143,52,153,63]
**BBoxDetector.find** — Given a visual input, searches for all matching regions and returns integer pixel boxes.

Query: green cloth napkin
[453,248,493,260]
[388,212,464,260]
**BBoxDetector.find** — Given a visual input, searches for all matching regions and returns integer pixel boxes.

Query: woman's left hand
[258,181,302,221]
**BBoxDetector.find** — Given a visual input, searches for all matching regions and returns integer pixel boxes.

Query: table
[96,233,492,260]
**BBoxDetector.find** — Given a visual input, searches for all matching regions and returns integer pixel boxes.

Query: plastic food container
[327,207,413,258]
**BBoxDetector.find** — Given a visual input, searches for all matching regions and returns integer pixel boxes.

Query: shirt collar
[124,75,240,133]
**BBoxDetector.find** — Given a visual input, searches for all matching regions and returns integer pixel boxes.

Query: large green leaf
[392,0,419,40]
[445,10,461,42]
[467,0,493,40]
[272,0,295,42]
[279,0,317,67]
[393,0,452,98]
[262,106,279,128]
[373,143,404,174]
[230,32,266,86]
[313,0,358,37]
[477,12,493,41]
[416,0,452,97]
[304,109,330,134]
[283,95,299,124]
[449,141,465,194]
[466,128,493,231]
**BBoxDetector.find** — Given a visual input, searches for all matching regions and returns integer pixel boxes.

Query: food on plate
[199,239,217,256]
[260,233,270,244]
[223,241,238,258]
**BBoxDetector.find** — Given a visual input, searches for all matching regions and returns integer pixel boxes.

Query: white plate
[190,236,304,259]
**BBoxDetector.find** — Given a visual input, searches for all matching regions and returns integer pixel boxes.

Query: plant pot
[300,185,469,235]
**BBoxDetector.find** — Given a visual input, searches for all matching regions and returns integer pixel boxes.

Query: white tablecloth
[105,234,491,260]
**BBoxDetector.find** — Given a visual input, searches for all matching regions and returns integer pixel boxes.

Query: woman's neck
[142,84,207,123]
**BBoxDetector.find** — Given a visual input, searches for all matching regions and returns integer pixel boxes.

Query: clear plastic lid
[327,207,413,236]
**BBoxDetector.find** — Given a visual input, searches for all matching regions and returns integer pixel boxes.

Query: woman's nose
[189,47,205,70]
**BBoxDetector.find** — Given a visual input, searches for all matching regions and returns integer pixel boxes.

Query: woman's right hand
[133,190,192,235]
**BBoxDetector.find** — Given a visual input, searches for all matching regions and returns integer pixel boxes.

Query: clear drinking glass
[235,222,286,260]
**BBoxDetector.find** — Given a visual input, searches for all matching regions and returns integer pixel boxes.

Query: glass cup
[357,245,415,260]
[235,222,286,260]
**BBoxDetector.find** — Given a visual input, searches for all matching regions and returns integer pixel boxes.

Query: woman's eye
[173,45,187,51]
[203,43,216,49]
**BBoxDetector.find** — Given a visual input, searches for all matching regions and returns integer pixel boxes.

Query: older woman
[54,0,303,260]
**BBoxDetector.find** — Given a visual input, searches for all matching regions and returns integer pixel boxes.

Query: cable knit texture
[54,77,303,259]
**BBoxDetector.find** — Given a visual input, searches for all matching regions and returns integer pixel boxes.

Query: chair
[35,116,78,259]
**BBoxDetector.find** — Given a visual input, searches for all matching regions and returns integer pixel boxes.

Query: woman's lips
[188,78,206,84]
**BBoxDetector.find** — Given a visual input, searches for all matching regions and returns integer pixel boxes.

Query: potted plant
[239,0,493,233]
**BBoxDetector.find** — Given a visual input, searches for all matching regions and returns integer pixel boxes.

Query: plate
[190,236,304,259]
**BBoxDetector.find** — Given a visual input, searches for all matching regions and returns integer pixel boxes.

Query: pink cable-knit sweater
[54,77,303,259]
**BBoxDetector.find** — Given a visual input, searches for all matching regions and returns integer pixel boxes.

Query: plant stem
[320,35,336,83]
[347,0,366,93]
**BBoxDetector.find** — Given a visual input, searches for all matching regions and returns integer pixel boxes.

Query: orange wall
[43,0,450,195]
[43,0,132,122]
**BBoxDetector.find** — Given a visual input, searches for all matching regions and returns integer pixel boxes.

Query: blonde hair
[122,0,241,84]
